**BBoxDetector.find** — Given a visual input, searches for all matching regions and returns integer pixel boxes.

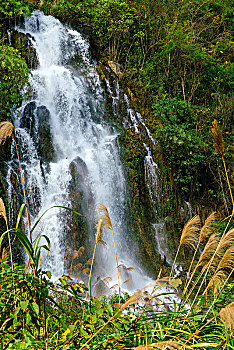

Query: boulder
[9,30,38,69]
[64,157,95,273]
[36,106,55,162]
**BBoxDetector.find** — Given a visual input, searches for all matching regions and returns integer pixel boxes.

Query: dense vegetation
[34,0,233,213]
[0,0,233,349]
[0,0,233,212]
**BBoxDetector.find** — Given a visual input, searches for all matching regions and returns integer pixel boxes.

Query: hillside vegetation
[0,0,233,348]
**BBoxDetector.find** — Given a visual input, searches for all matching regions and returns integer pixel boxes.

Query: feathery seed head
[95,218,106,245]
[208,270,227,293]
[199,212,216,242]
[219,301,234,329]
[133,341,193,349]
[180,215,201,249]
[96,203,113,230]
[0,198,7,224]
[219,228,234,251]
[120,290,141,310]
[0,121,15,145]
[198,233,220,269]
[72,246,85,259]
[211,119,224,157]
[215,247,234,273]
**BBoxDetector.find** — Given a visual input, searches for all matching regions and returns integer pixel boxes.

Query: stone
[107,60,123,79]
[64,157,95,273]
[36,106,55,162]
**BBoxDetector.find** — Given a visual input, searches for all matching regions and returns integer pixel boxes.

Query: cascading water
[9,11,153,291]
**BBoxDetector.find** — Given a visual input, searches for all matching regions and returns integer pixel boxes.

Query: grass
[0,119,233,349]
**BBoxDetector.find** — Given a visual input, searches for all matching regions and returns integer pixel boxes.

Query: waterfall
[9,11,154,291]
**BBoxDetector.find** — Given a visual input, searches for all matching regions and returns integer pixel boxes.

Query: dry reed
[96,203,121,304]
[199,212,216,243]
[0,198,7,223]
[0,121,32,243]
[211,119,224,157]
[207,270,227,293]
[72,246,85,259]
[183,212,216,294]
[0,121,15,145]
[170,215,200,278]
[133,341,193,349]
[215,247,234,272]
[218,228,234,251]
[211,119,233,215]
[82,218,106,318]
[219,301,234,329]
[180,215,201,249]
[198,234,220,270]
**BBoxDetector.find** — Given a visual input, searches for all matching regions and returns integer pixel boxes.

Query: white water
[10,11,154,291]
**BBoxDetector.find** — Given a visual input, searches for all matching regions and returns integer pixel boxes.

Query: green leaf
[31,302,39,316]
[106,304,114,316]
[169,278,182,288]
[80,328,88,337]
[14,306,20,316]
[20,300,29,311]
[26,313,31,325]
[96,308,103,317]
[45,270,51,279]
[191,344,220,348]
[16,204,26,229]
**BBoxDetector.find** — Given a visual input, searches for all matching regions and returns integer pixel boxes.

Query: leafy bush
[152,98,206,195]
[0,45,29,120]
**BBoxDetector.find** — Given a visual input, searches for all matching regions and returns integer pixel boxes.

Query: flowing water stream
[9,11,156,291]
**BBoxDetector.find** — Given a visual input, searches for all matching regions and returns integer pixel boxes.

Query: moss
[118,128,166,275]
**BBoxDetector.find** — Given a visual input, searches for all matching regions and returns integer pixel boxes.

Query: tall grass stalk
[67,290,141,350]
[184,121,233,312]
[96,204,121,305]
[82,218,106,318]
[203,265,234,321]
[0,121,32,243]
[211,119,234,215]
[187,215,233,314]
[169,215,200,279]
[0,198,14,280]
[182,212,216,296]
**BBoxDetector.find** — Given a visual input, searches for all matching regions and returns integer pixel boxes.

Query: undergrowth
[0,121,233,350]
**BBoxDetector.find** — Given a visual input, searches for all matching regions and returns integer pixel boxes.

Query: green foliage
[152,98,206,195]
[0,201,233,349]
[0,0,32,18]
[0,44,29,120]
[1,256,233,349]
[49,0,233,213]
[0,1,233,347]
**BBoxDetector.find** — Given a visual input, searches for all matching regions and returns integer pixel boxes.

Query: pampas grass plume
[198,233,220,269]
[0,198,7,224]
[199,212,216,242]
[211,119,224,157]
[133,340,193,349]
[0,121,15,145]
[179,215,200,249]
[219,301,234,329]
[96,203,113,230]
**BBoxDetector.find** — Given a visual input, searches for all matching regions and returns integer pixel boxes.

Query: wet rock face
[65,157,95,269]
[9,30,38,69]
[20,101,36,133]
[36,106,55,162]
[21,103,55,163]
